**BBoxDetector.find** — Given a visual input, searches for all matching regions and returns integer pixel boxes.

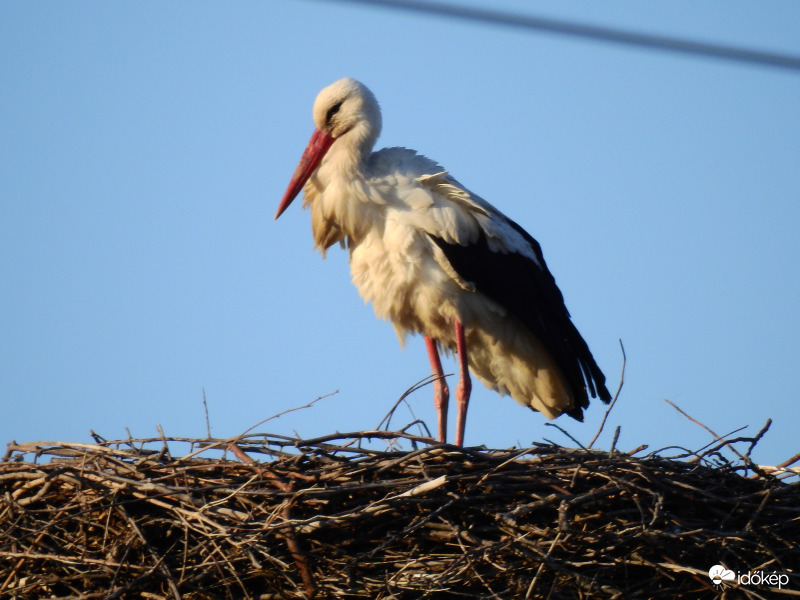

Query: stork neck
[323,144,365,178]
[308,143,377,251]
[330,117,378,170]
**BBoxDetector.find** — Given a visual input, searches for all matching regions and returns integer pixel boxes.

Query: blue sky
[2,2,799,469]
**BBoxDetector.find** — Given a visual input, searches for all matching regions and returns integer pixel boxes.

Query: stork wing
[419,172,612,418]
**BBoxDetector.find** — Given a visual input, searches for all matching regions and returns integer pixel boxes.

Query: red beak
[275,128,336,220]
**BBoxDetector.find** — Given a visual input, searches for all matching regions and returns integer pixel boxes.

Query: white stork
[275,77,611,446]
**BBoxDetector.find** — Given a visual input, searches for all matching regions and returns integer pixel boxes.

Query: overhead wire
[324,0,800,73]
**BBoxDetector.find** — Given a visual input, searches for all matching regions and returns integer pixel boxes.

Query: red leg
[454,320,472,447]
[424,336,449,443]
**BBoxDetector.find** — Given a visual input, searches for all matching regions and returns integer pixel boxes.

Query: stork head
[275,78,382,219]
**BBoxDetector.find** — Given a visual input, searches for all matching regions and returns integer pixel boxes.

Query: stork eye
[326,101,343,125]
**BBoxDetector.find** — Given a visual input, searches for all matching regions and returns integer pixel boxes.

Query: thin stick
[526,531,562,598]
[202,387,211,439]
[117,506,182,600]
[544,423,586,450]
[663,398,767,477]
[588,339,626,449]
[376,374,446,433]
[224,392,339,458]
[774,450,800,471]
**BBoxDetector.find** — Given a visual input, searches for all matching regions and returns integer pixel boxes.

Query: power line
[327,0,800,73]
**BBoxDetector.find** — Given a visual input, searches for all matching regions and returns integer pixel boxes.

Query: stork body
[276,78,611,445]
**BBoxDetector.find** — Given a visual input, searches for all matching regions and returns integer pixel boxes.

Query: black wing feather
[430,217,611,420]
